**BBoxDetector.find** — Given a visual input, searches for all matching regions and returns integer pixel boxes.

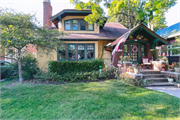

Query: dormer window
[80,20,86,30]
[64,19,94,31]
[65,20,71,30]
[72,20,79,30]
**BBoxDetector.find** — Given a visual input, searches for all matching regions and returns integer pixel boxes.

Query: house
[38,0,175,71]
[156,22,180,64]
[37,0,128,70]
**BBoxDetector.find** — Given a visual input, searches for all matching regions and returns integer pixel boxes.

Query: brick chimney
[43,0,52,27]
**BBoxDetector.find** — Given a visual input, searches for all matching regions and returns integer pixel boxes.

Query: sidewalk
[146,86,180,98]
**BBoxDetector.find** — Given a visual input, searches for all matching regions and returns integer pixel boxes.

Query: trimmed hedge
[48,59,104,75]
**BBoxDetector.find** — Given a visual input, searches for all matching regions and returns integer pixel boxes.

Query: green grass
[1,80,180,120]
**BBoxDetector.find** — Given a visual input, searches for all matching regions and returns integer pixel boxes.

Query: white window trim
[167,45,180,56]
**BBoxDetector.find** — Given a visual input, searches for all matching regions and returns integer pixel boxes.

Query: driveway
[146,86,180,98]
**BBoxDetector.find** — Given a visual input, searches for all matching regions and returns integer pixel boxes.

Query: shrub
[34,68,110,83]
[1,54,39,80]
[48,59,104,75]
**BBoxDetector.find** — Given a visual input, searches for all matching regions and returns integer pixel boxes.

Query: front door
[129,43,140,63]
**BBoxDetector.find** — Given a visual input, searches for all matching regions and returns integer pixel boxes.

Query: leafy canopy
[71,0,177,30]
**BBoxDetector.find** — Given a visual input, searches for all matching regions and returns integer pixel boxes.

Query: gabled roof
[106,23,170,47]
[61,23,129,40]
[49,9,92,21]
[156,22,180,38]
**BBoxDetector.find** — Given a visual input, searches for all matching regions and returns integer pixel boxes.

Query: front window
[65,20,71,30]
[80,20,86,30]
[58,46,66,60]
[68,44,76,60]
[87,44,94,60]
[78,45,85,60]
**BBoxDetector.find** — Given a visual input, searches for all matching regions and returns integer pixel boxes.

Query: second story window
[80,20,86,30]
[72,20,79,31]
[65,20,71,30]
[88,24,94,31]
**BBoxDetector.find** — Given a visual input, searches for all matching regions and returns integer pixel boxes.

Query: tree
[71,0,177,30]
[0,9,64,83]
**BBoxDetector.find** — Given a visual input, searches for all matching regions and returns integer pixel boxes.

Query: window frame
[77,44,85,61]
[80,19,87,31]
[68,44,76,61]
[86,44,95,60]
[72,19,79,31]
[87,23,94,31]
[64,20,71,31]
[57,45,66,61]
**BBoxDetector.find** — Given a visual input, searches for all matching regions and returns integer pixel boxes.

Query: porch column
[146,44,151,61]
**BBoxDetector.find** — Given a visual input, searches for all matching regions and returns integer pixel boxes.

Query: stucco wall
[59,16,99,33]
[98,40,112,68]
[37,48,57,71]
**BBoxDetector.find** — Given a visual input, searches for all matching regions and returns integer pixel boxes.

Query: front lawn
[1,80,179,119]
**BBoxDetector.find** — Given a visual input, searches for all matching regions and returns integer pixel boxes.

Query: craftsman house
[38,0,173,70]
[37,0,128,70]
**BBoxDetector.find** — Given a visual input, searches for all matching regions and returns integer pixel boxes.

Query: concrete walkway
[146,86,180,98]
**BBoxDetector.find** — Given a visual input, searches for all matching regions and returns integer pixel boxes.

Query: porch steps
[140,70,174,86]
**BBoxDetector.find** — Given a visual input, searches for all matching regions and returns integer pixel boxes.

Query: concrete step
[140,70,161,74]
[146,78,168,82]
[147,82,174,86]
[143,74,165,78]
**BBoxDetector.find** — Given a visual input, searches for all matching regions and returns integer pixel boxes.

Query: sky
[1,0,180,27]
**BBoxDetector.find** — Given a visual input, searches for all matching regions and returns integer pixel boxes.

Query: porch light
[139,36,141,39]
[134,39,138,41]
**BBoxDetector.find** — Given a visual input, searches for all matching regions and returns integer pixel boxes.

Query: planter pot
[174,67,180,73]
[174,82,180,88]
[129,69,134,73]
[168,78,173,83]
[162,68,167,71]
[134,68,140,74]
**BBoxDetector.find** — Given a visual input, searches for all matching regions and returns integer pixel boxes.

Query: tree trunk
[18,49,23,83]
[127,0,131,29]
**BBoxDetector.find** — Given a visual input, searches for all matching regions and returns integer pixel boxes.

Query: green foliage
[34,69,110,83]
[71,0,177,30]
[119,73,144,87]
[0,8,64,82]
[2,54,39,80]
[70,0,106,25]
[48,59,104,75]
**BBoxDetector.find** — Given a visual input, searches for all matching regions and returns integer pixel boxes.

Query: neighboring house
[156,22,180,64]
[37,0,128,70]
[0,44,37,63]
